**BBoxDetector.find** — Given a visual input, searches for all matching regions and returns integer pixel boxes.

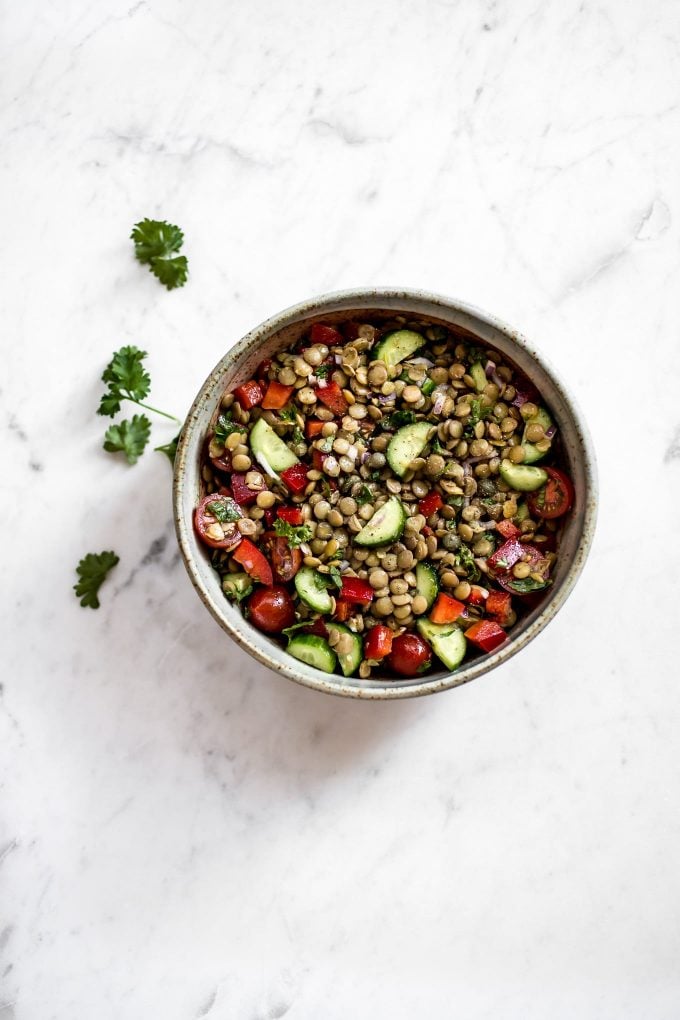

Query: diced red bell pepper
[496,519,521,540]
[464,620,507,653]
[418,491,443,517]
[277,506,304,526]
[231,472,264,506]
[466,584,489,606]
[316,381,348,417]
[312,448,327,471]
[364,624,394,660]
[261,381,295,409]
[234,380,264,410]
[280,463,309,493]
[342,321,362,340]
[487,538,524,573]
[232,538,273,586]
[340,576,374,605]
[333,598,353,622]
[429,593,465,625]
[486,590,513,625]
[305,419,325,439]
[310,323,343,347]
[263,508,276,528]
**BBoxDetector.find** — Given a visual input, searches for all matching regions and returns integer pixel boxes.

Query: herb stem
[126,396,180,423]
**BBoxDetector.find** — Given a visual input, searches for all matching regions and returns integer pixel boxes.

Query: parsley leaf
[314,363,331,379]
[74,551,119,609]
[329,566,343,589]
[155,434,179,464]
[206,498,242,523]
[214,413,242,443]
[384,409,416,430]
[430,436,445,454]
[454,544,481,582]
[509,577,550,593]
[103,414,151,464]
[277,408,298,423]
[273,519,313,548]
[98,346,150,416]
[356,484,374,506]
[131,218,188,290]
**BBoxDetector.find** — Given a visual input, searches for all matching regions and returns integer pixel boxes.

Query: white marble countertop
[3,1,680,1017]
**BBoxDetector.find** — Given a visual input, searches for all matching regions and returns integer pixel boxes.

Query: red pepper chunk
[305,419,325,439]
[429,593,465,625]
[496,519,521,540]
[312,449,327,471]
[310,323,343,347]
[234,380,264,410]
[341,576,374,605]
[280,463,309,493]
[333,598,353,622]
[316,381,348,417]
[464,620,507,653]
[466,585,489,606]
[277,506,304,526]
[486,591,513,625]
[261,381,295,409]
[364,625,393,660]
[232,538,273,586]
[418,491,443,517]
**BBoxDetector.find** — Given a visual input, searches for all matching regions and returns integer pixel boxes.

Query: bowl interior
[173,290,597,699]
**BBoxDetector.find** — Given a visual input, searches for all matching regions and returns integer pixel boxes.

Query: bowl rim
[173,287,598,699]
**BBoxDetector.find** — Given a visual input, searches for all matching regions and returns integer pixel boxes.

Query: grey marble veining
[2,1,680,1017]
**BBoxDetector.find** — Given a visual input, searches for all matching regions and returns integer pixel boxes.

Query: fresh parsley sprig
[273,519,313,548]
[74,551,119,609]
[131,219,188,290]
[103,414,151,465]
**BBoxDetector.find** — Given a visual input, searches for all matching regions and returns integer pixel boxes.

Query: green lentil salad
[194,317,575,680]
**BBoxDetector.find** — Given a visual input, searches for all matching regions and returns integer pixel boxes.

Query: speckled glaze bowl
[173,289,597,699]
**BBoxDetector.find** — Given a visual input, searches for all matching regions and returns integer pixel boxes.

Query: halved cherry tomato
[496,519,520,540]
[207,435,232,475]
[464,620,507,653]
[305,618,329,638]
[232,539,273,586]
[255,358,272,383]
[316,381,348,416]
[527,468,574,519]
[305,419,325,439]
[364,625,393,660]
[387,633,432,677]
[310,323,343,347]
[193,494,243,550]
[277,506,304,526]
[341,576,374,604]
[260,533,302,583]
[261,381,295,409]
[280,463,309,493]
[466,585,488,606]
[429,593,465,625]
[247,586,295,633]
[418,491,443,517]
[487,538,524,573]
[489,543,551,596]
[234,380,264,410]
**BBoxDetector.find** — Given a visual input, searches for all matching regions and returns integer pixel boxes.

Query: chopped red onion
[512,390,530,408]
[432,386,448,415]
[545,424,557,439]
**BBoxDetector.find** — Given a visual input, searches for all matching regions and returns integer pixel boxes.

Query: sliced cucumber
[222,572,253,600]
[287,634,337,674]
[249,416,299,475]
[386,422,432,478]
[499,459,548,492]
[515,500,530,522]
[326,623,363,677]
[521,407,553,464]
[294,567,334,613]
[470,361,487,393]
[372,329,426,368]
[417,619,467,671]
[415,562,439,610]
[354,496,406,547]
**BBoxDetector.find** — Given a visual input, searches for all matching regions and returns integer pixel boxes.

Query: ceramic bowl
[173,289,597,699]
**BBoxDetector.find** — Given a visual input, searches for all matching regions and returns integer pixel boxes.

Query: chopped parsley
[214,413,242,443]
[206,498,242,524]
[273,519,313,548]
[356,484,374,506]
[455,544,481,582]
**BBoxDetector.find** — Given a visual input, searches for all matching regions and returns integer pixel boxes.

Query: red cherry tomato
[527,468,574,519]
[261,532,302,583]
[387,633,432,677]
[310,323,343,347]
[247,587,295,633]
[193,494,243,550]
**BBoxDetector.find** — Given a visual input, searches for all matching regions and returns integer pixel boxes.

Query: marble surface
[2,1,680,1016]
